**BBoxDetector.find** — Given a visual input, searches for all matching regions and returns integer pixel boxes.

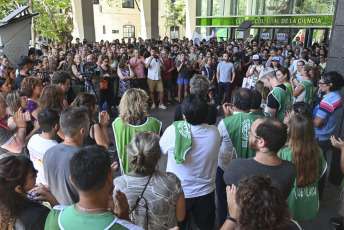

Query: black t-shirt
[267,84,287,110]
[174,103,217,125]
[14,201,50,230]
[14,74,27,90]
[223,158,296,199]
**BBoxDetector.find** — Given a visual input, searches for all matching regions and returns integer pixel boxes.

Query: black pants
[178,191,215,230]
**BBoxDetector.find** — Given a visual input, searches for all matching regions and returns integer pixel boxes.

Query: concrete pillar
[186,0,196,39]
[72,0,95,42]
[325,0,344,185]
[140,0,159,39]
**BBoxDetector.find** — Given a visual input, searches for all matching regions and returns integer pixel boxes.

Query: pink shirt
[129,57,146,79]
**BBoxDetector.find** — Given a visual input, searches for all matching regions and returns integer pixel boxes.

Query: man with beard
[223,117,296,199]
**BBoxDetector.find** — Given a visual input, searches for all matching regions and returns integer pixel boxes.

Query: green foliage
[33,0,73,44]
[161,0,186,28]
[0,0,73,45]
[0,0,26,20]
[294,0,335,14]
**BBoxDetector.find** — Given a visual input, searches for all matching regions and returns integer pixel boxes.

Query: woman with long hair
[36,84,66,141]
[21,77,42,121]
[99,55,113,113]
[270,57,281,71]
[71,92,110,148]
[6,90,39,144]
[112,88,162,174]
[0,155,58,230]
[114,132,185,229]
[278,114,326,221]
[293,64,314,106]
[276,67,293,112]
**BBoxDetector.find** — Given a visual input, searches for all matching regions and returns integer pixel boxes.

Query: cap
[252,55,260,61]
[17,56,32,66]
[309,56,320,65]
[272,56,279,61]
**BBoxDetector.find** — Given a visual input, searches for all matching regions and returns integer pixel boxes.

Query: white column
[71,0,95,42]
[186,0,196,39]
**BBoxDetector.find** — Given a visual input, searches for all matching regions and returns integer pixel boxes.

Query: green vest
[285,83,293,112]
[278,146,326,221]
[269,85,287,122]
[113,117,162,174]
[300,80,313,107]
[223,113,261,158]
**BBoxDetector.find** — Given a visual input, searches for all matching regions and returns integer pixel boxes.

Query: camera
[81,62,101,82]
[154,55,159,61]
[29,69,52,85]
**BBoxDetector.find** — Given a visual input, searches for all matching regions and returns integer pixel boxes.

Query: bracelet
[227,215,236,223]
[18,127,26,129]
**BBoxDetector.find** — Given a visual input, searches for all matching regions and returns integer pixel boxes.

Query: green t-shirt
[44,205,142,230]
[113,117,162,174]
[223,113,261,158]
[300,80,314,107]
[278,146,326,221]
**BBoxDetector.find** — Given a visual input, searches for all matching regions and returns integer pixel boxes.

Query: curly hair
[21,77,41,98]
[189,74,210,98]
[1,67,15,82]
[236,175,291,230]
[37,84,65,114]
[119,88,148,126]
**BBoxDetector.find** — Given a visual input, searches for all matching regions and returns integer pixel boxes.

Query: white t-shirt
[27,134,58,185]
[160,123,221,198]
[145,57,162,80]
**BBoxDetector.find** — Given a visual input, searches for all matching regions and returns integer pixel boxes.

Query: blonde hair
[127,132,161,175]
[119,88,148,125]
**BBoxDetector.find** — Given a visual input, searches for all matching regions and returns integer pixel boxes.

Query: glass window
[237,0,247,15]
[123,25,135,38]
[122,0,134,8]
[196,0,209,16]
[212,0,222,16]
[103,25,106,34]
[293,0,335,14]
[93,0,99,4]
[170,26,179,39]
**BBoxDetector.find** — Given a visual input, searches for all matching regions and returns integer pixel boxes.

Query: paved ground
[107,102,340,230]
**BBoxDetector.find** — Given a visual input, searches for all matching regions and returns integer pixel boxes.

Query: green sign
[196,15,333,27]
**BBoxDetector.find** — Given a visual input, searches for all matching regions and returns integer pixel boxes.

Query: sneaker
[159,104,167,109]
[216,105,221,110]
[331,217,342,226]
[151,104,156,109]
[167,100,172,105]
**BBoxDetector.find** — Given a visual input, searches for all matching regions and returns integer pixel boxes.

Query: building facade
[72,0,186,42]
[193,0,335,46]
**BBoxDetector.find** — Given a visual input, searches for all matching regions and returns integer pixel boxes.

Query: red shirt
[161,58,175,79]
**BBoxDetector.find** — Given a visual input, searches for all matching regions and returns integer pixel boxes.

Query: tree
[161,0,186,36]
[0,0,25,19]
[33,0,73,46]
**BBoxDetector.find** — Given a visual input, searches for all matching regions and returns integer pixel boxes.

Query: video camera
[81,62,101,82]
[29,69,53,85]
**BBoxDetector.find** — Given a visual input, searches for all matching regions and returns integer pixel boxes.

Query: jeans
[218,82,231,106]
[215,166,227,227]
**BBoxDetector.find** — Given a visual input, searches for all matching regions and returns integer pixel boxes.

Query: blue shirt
[314,91,343,141]
[201,65,215,81]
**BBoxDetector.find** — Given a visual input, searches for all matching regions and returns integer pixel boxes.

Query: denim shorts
[177,77,189,85]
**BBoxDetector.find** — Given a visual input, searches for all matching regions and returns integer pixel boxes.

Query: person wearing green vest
[216,88,261,227]
[261,67,289,122]
[276,67,293,111]
[293,64,313,107]
[44,145,143,230]
[112,89,162,174]
[278,114,326,221]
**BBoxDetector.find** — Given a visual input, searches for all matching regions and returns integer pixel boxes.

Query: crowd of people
[0,34,343,230]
